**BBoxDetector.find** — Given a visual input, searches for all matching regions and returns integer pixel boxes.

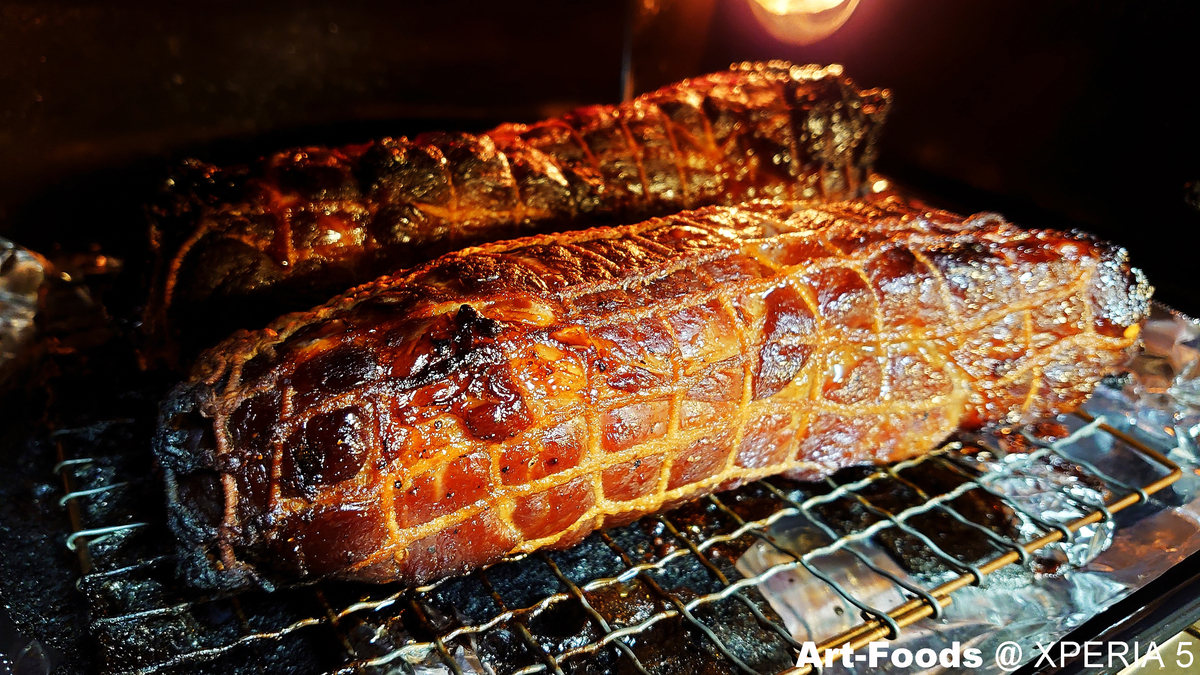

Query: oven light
[748,0,861,45]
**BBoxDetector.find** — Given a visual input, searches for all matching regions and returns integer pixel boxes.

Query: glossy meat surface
[145,62,889,361]
[154,198,1151,590]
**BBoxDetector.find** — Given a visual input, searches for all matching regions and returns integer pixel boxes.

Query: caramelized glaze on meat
[154,198,1151,590]
[145,62,889,362]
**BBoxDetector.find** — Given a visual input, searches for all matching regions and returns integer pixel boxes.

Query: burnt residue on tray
[801,461,1013,576]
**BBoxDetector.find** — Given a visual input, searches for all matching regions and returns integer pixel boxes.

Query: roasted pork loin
[145,62,889,362]
[155,198,1150,590]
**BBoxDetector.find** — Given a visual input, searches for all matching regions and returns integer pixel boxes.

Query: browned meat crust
[145,62,889,363]
[154,197,1150,590]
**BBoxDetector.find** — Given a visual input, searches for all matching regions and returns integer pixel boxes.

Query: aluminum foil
[739,303,1200,674]
[0,237,44,387]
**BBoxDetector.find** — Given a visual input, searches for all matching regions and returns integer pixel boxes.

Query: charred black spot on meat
[167,469,224,540]
[281,407,368,498]
[455,304,502,343]
[289,346,378,409]
[269,152,362,202]
[156,398,217,473]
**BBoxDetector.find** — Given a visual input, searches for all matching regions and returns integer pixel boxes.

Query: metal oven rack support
[53,410,1182,675]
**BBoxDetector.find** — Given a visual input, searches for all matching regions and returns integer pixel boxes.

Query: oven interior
[1,1,1199,673]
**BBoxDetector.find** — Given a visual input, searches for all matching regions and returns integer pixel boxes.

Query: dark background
[0,0,1197,311]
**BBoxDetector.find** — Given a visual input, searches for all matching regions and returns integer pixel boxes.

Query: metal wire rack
[53,407,1181,675]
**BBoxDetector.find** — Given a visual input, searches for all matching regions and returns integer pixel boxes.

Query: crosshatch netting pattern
[161,197,1145,587]
[147,60,888,361]
[57,407,1180,675]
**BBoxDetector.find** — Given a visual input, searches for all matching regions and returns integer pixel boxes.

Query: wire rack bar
[312,586,362,669]
[58,482,131,507]
[597,529,762,675]
[707,492,904,640]
[756,480,950,619]
[879,466,1031,564]
[475,570,564,675]
[410,595,467,675]
[932,452,1078,541]
[655,513,807,651]
[824,476,987,585]
[536,552,654,675]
